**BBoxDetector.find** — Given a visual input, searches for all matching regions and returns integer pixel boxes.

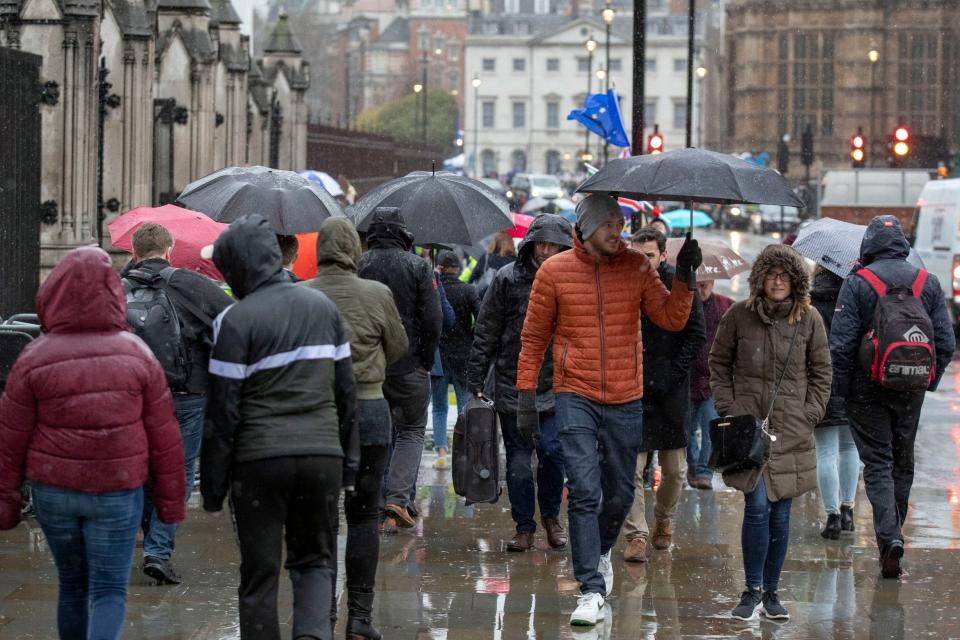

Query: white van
[912,178,960,329]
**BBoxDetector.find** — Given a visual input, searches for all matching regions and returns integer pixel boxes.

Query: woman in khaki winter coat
[709,244,832,622]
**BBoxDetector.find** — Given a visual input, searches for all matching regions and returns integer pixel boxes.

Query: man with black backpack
[830,215,955,579]
[125,223,233,584]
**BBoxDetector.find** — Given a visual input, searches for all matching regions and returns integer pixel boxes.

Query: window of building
[448,42,460,62]
[897,31,941,133]
[609,58,622,72]
[673,58,686,73]
[482,100,495,128]
[514,22,531,35]
[534,0,549,13]
[545,149,561,174]
[447,70,460,90]
[482,22,499,35]
[513,58,526,72]
[481,149,496,176]
[577,56,590,73]
[418,30,429,51]
[482,58,496,72]
[511,149,527,172]
[505,0,519,12]
[546,101,559,128]
[512,101,526,128]
[434,34,445,53]
[644,101,656,127]
[546,58,560,72]
[645,58,656,72]
[673,101,687,131]
[791,31,834,137]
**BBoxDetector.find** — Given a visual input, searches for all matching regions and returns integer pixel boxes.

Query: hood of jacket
[316,217,362,273]
[810,267,844,303]
[517,213,573,269]
[747,244,811,325]
[37,246,128,334]
[212,214,286,299]
[367,207,414,251]
[860,215,910,266]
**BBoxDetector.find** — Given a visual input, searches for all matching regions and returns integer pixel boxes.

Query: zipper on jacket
[595,262,606,402]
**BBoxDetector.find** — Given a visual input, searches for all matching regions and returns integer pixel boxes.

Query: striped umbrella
[792,217,925,278]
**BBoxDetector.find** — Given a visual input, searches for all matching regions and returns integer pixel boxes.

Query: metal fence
[0,47,42,319]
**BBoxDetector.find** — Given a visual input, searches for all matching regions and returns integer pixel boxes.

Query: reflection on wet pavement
[1,361,958,638]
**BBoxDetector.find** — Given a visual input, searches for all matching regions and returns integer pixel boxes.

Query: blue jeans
[430,373,469,451]
[815,424,860,514]
[32,483,143,640]
[556,393,643,596]
[142,393,205,560]
[742,476,792,592]
[499,410,565,533]
[687,397,717,479]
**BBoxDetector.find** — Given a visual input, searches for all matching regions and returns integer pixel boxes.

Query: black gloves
[516,391,540,448]
[674,235,703,283]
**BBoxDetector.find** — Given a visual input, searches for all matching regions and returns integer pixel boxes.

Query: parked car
[719,205,751,231]
[750,204,801,234]
[510,173,565,203]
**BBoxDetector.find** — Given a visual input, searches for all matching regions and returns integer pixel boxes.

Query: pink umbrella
[108,204,227,280]
[506,212,536,239]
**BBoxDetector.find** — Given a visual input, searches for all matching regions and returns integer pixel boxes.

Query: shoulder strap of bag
[158,267,215,328]
[911,269,927,298]
[763,322,802,425]
[856,267,887,297]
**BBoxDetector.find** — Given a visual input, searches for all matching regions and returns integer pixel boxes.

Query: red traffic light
[648,133,663,155]
[894,126,910,142]
[851,134,865,149]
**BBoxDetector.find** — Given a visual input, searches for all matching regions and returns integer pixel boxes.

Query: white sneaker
[570,592,605,626]
[598,549,613,596]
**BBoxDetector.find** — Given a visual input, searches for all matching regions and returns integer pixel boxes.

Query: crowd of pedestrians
[0,198,954,638]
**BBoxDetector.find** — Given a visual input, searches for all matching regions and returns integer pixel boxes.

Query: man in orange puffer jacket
[517,194,701,627]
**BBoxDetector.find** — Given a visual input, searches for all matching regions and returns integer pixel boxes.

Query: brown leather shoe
[384,503,416,529]
[651,518,673,550]
[695,476,713,490]
[541,517,567,549]
[507,530,535,552]
[623,537,647,563]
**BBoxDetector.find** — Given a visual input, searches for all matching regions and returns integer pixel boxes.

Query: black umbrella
[577,148,804,208]
[351,170,513,246]
[177,165,344,234]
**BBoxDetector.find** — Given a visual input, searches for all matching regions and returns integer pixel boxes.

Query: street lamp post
[601,3,616,164]
[868,49,879,167]
[472,74,481,177]
[583,35,597,167]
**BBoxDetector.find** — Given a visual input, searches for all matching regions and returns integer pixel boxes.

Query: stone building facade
[723,0,960,178]
[0,0,308,270]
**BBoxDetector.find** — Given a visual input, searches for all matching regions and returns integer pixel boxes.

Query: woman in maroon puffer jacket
[0,246,185,640]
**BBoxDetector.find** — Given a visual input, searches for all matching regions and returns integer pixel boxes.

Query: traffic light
[850,127,865,168]
[889,122,911,167]
[647,125,663,155]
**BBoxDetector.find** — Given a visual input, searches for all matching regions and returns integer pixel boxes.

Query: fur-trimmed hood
[747,244,811,325]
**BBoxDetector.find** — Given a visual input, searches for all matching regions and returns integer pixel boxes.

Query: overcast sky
[230,0,257,35]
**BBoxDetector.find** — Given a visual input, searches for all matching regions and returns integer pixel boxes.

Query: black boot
[821,513,841,540]
[346,588,382,640]
[840,505,854,533]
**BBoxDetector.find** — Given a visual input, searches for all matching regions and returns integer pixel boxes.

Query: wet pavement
[2,231,960,639]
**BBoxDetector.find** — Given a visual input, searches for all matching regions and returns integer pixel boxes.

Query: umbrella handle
[685,230,696,291]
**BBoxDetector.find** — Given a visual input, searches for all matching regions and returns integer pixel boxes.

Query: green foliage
[354,91,457,155]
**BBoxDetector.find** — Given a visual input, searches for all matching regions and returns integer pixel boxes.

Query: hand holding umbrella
[674,235,703,288]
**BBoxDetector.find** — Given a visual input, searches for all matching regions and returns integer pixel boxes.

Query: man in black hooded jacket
[358,207,442,529]
[830,215,955,579]
[202,215,359,640]
[467,214,572,552]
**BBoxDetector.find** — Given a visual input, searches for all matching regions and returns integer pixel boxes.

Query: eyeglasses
[764,272,792,283]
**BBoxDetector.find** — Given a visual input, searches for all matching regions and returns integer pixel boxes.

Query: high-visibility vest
[459,255,478,282]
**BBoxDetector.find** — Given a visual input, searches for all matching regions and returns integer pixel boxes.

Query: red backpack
[856,268,936,391]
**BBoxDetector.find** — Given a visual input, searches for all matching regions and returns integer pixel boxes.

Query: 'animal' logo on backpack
[903,325,929,343]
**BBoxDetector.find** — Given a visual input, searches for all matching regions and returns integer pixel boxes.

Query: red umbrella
[108,204,227,280]
[506,212,535,239]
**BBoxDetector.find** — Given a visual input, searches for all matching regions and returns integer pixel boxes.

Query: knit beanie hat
[575,195,622,240]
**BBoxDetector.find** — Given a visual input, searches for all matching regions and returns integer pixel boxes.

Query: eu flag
[567,90,630,148]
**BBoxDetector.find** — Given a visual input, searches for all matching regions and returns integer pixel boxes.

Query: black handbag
[708,324,800,474]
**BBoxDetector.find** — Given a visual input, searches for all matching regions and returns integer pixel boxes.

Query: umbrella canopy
[351,170,513,246]
[576,148,804,208]
[506,213,536,239]
[661,209,715,229]
[108,204,226,280]
[178,165,345,234]
[298,170,345,197]
[792,217,925,278]
[665,237,749,280]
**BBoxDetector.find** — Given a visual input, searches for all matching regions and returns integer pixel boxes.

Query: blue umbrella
[661,209,714,229]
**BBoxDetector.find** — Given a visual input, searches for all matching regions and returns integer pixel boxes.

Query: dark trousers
[555,393,643,596]
[382,368,431,508]
[499,410,565,533]
[845,380,925,549]
[742,476,792,592]
[345,446,389,597]
[231,455,341,640]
